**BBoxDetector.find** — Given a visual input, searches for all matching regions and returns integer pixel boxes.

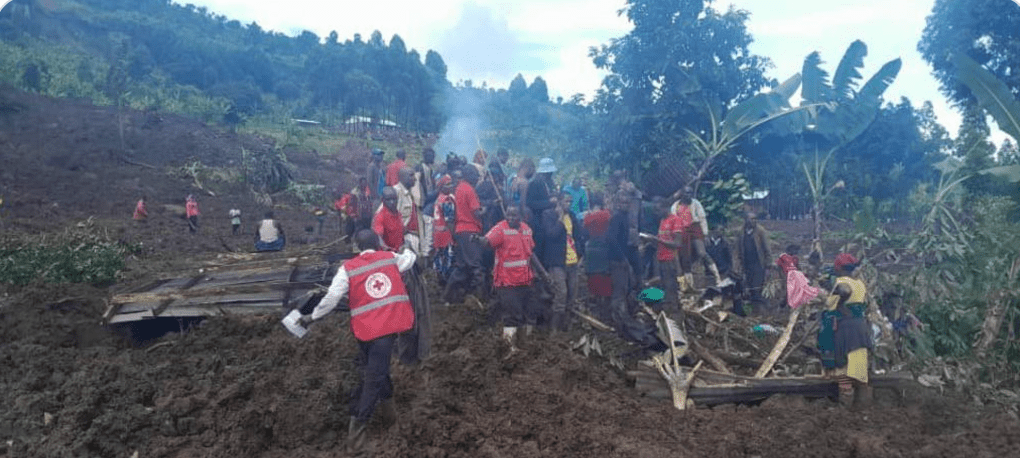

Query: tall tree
[918,0,1020,107]
[590,0,770,168]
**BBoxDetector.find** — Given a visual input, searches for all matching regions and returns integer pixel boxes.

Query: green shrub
[0,220,135,286]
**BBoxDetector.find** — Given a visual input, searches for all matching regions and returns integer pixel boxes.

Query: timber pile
[615,291,915,409]
[105,254,339,324]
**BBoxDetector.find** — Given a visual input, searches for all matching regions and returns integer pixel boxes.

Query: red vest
[343,251,414,341]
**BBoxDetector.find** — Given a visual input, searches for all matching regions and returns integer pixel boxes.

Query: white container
[281,309,309,338]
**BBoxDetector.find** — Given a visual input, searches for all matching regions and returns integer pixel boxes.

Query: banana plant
[801,148,844,261]
[952,53,1020,183]
[794,40,902,148]
[685,73,827,189]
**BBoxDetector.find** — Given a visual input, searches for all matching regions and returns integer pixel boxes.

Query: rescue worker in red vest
[299,229,416,450]
[480,206,535,354]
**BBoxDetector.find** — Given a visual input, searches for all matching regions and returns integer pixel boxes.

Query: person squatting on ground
[737,211,771,311]
[480,206,535,354]
[818,253,874,407]
[671,186,722,289]
[444,169,485,304]
[254,211,285,252]
[133,196,148,221]
[299,229,417,451]
[185,195,199,233]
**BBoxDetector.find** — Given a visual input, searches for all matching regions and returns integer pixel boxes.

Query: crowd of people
[305,146,883,450]
[130,146,879,449]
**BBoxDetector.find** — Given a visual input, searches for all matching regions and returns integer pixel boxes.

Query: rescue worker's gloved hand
[298,315,314,327]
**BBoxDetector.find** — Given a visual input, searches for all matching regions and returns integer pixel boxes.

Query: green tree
[918,0,1020,108]
[590,0,770,169]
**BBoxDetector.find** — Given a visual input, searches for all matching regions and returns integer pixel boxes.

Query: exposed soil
[2,88,1019,457]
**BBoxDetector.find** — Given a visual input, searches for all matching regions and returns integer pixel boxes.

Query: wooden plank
[112,281,321,304]
[188,269,292,290]
[108,310,155,324]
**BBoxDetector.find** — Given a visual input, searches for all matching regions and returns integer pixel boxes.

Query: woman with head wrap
[818,253,873,408]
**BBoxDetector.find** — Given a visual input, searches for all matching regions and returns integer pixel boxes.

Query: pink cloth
[786,270,819,308]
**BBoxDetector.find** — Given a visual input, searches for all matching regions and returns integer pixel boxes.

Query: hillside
[2,89,1019,457]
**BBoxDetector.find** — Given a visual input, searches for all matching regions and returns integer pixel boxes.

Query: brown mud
[2,89,1019,457]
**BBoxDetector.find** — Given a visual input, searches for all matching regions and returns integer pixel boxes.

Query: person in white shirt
[300,229,416,451]
[670,186,722,288]
[254,211,285,252]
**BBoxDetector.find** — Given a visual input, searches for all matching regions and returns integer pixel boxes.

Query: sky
[179,0,1016,141]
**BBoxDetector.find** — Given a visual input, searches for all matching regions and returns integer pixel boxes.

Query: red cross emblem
[365,272,392,299]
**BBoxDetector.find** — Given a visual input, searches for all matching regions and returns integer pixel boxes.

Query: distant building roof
[742,190,770,200]
[344,116,397,127]
[291,119,321,126]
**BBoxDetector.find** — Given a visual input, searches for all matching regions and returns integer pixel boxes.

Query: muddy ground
[2,89,1019,457]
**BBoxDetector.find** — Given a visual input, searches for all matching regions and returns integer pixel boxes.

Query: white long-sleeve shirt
[309,249,417,320]
[670,198,709,235]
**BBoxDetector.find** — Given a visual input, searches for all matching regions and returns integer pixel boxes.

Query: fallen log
[691,340,732,374]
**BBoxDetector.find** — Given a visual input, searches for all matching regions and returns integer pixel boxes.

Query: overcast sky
[181,0,1017,140]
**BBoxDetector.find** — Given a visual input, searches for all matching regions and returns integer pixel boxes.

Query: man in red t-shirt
[385,149,407,187]
[372,187,406,251]
[583,192,613,303]
[640,197,685,312]
[444,169,485,303]
[482,206,534,352]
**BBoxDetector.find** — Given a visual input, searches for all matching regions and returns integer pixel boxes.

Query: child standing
[229,208,242,235]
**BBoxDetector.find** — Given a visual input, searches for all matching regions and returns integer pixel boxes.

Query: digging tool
[573,309,614,332]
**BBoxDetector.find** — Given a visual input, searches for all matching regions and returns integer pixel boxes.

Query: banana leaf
[857,58,902,103]
[832,40,867,101]
[801,51,833,104]
[978,165,1020,183]
[720,73,801,140]
[952,53,1020,142]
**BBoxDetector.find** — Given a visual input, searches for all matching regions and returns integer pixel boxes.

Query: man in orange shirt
[385,149,407,187]
[444,170,484,304]
[372,187,406,251]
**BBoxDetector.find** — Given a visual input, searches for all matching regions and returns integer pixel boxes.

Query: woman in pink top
[186,195,200,233]
[133,196,148,221]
